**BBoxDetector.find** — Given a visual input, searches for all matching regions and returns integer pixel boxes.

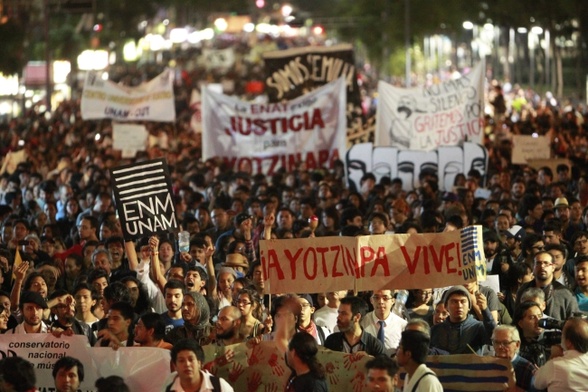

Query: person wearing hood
[164,291,212,346]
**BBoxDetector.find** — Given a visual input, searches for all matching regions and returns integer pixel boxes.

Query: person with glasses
[297,294,330,346]
[133,312,172,349]
[515,251,579,321]
[360,290,407,356]
[234,288,265,340]
[491,325,537,391]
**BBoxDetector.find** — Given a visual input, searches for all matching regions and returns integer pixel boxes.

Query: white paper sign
[112,123,148,154]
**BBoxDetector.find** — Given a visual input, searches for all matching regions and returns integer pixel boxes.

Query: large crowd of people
[0,53,588,391]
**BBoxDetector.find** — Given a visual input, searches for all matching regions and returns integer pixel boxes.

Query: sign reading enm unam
[110,159,177,240]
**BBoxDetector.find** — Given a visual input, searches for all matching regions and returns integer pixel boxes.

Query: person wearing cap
[297,294,330,346]
[516,251,579,321]
[214,212,256,265]
[504,224,525,263]
[223,253,249,277]
[554,196,570,233]
[430,285,495,354]
[11,290,49,334]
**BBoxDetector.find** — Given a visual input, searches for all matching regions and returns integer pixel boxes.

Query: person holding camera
[513,300,561,367]
[534,317,588,391]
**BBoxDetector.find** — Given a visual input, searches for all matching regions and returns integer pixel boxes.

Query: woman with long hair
[235,287,265,339]
[286,331,328,392]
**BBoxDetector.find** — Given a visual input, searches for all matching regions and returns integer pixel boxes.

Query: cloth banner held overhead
[81,69,175,122]
[110,158,178,240]
[375,62,485,151]
[259,226,485,294]
[0,334,170,392]
[262,44,360,109]
[201,77,346,176]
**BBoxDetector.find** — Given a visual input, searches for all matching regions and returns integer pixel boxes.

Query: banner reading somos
[81,69,175,122]
[201,77,347,176]
[260,226,485,294]
[375,62,485,151]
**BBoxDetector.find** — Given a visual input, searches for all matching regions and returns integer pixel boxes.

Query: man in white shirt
[534,317,588,391]
[361,289,407,356]
[314,290,347,331]
[165,338,233,392]
[396,329,443,392]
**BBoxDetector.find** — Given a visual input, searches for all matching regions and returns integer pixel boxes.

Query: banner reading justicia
[201,77,347,176]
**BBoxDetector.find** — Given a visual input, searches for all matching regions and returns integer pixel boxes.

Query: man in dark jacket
[515,251,579,321]
[324,296,385,356]
[431,285,495,354]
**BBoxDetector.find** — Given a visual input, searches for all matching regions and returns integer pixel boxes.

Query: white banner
[81,69,176,122]
[202,47,236,71]
[202,77,347,176]
[376,62,485,151]
[0,334,170,392]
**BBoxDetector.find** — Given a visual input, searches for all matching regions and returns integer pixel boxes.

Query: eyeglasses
[235,300,251,306]
[371,295,392,302]
[534,261,553,267]
[575,239,588,246]
[492,340,516,347]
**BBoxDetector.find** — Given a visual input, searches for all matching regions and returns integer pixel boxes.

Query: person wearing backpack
[395,330,443,392]
[165,339,233,392]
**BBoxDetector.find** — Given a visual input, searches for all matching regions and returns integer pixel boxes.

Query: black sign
[110,158,177,241]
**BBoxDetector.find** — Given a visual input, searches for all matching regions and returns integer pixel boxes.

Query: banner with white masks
[202,77,346,176]
[81,69,175,122]
[376,62,485,151]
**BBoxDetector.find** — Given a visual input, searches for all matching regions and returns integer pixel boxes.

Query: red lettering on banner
[370,248,390,277]
[401,243,461,275]
[329,246,344,278]
[303,248,318,279]
[223,108,324,136]
[445,242,457,273]
[359,246,390,278]
[344,246,358,277]
[316,247,330,277]
[401,246,422,274]
[250,103,289,114]
[456,242,462,276]
[222,149,340,176]
[285,248,304,279]
[264,249,285,280]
